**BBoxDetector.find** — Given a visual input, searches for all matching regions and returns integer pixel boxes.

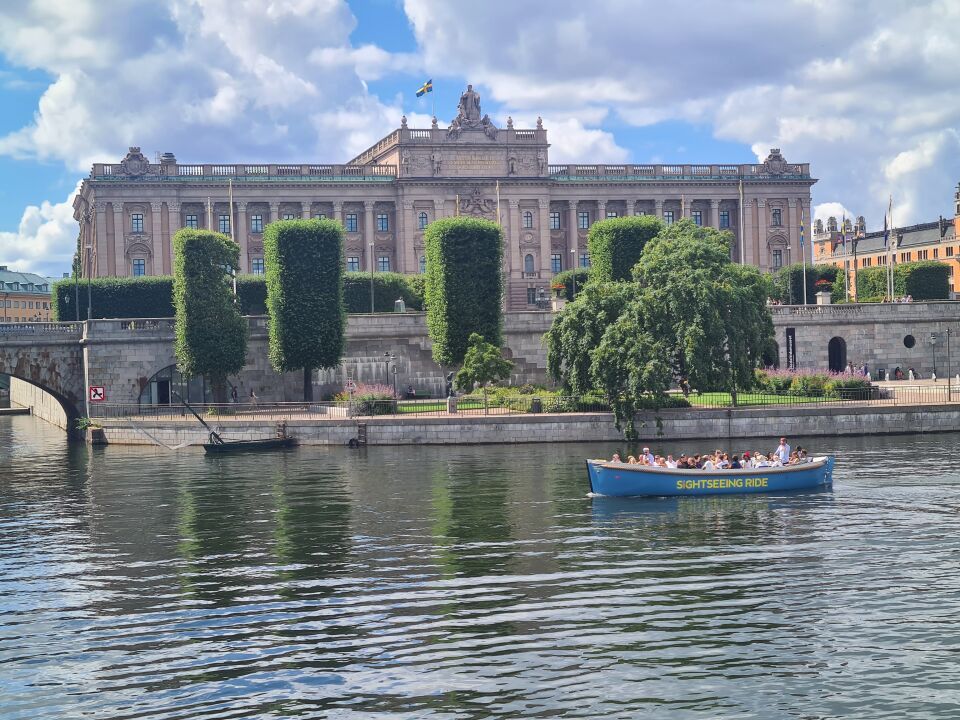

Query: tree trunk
[210,376,228,404]
[303,367,313,402]
[483,388,488,415]
[730,386,739,407]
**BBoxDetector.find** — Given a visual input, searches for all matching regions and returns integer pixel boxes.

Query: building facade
[813,183,960,299]
[0,267,54,322]
[73,87,816,310]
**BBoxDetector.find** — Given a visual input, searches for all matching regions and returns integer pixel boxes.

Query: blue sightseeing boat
[586,457,834,497]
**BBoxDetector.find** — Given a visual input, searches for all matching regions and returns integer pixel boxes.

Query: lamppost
[384,351,397,398]
[369,241,375,314]
[930,333,938,381]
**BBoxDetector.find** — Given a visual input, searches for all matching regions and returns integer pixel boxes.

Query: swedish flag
[416,79,433,97]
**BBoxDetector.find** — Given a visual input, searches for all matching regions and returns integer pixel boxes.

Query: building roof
[0,267,53,294]
[821,218,956,258]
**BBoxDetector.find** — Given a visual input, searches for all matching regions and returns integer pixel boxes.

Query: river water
[2,415,959,719]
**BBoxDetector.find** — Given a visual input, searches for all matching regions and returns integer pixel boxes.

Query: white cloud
[0,183,80,277]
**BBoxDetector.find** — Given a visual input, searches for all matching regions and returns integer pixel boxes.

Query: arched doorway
[828,337,847,372]
[762,340,780,369]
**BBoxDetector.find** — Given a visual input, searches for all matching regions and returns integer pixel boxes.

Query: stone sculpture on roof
[448,84,498,140]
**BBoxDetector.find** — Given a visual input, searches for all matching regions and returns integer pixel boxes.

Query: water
[2,415,960,719]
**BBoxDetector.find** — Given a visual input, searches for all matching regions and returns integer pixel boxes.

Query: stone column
[333,201,344,227]
[654,199,664,219]
[363,200,375,271]
[567,200,578,257]
[236,201,248,273]
[710,199,721,229]
[508,200,522,278]
[597,199,607,224]
[301,201,311,219]
[401,201,416,273]
[787,198,798,264]
[538,198,552,276]
[165,202,180,275]
[624,200,634,217]
[95,202,108,278]
[433,198,444,221]
[150,202,163,276]
[112,202,125,276]
[756,198,767,268]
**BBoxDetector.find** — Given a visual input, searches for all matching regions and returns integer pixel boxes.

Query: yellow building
[0,267,54,323]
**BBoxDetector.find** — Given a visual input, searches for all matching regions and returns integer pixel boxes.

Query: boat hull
[203,437,297,454]
[586,457,833,497]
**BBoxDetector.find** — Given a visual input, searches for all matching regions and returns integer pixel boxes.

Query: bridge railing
[0,321,84,336]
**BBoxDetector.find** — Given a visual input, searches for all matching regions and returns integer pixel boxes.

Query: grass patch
[687,392,830,407]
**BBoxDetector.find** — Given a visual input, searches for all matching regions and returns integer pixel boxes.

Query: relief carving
[458,186,497,218]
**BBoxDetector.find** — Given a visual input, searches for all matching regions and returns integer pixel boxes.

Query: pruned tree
[454,333,514,413]
[587,215,663,283]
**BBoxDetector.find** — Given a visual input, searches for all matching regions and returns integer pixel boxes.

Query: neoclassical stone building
[73,87,816,309]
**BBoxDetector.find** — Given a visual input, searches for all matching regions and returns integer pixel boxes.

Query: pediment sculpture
[761,148,788,176]
[459,186,497,217]
[447,84,498,140]
[120,147,152,176]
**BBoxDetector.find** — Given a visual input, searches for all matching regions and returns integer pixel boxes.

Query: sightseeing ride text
[675,477,769,490]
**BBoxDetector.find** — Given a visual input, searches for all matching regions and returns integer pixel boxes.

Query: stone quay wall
[8,376,69,429]
[97,401,960,447]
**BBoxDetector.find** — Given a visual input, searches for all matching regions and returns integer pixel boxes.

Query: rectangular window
[772,249,783,268]
[578,211,590,229]
[376,213,389,232]
[377,256,391,272]
[918,249,928,260]
[772,208,783,227]
[606,211,618,219]
[313,213,326,220]
[933,248,939,259]
[901,252,910,262]
[185,214,198,229]
[218,214,231,234]
[251,258,265,275]
[132,258,146,276]
[549,211,561,230]
[719,210,730,228]
[527,287,537,305]
[250,215,263,233]
[347,256,360,272]
[579,252,591,268]
[282,213,296,221]
[947,246,954,257]
[664,211,675,225]
[551,253,562,274]
[691,210,703,226]
[28,301,33,309]
[879,255,887,265]
[131,214,144,233]
[345,214,358,232]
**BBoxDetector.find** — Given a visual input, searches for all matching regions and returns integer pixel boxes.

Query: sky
[0,0,958,277]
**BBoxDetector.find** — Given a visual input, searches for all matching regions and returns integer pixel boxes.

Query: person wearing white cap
[642,447,655,465]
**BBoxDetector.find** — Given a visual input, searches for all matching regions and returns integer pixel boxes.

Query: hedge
[551,268,591,301]
[587,215,663,282]
[54,271,425,319]
[855,260,951,301]
[424,217,504,366]
[771,263,841,305]
[264,220,345,400]
[172,229,247,394]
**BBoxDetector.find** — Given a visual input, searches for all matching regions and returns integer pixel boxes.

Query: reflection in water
[2,416,960,719]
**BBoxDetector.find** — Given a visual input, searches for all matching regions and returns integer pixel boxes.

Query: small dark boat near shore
[203,436,297,454]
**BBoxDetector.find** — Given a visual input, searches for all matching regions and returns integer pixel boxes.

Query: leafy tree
[264,219,345,401]
[855,260,950,301]
[551,267,591,301]
[771,263,841,305]
[454,333,514,413]
[424,217,504,366]
[173,228,247,403]
[587,215,663,282]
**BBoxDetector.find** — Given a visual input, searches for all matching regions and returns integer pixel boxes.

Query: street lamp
[930,333,938,381]
[384,351,397,397]
[368,241,375,314]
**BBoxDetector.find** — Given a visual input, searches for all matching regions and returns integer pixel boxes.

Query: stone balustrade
[548,163,810,180]
[92,163,398,181]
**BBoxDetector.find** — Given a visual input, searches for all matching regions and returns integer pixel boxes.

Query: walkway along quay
[90,388,960,446]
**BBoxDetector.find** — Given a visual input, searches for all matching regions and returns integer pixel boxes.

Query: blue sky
[1,0,958,276]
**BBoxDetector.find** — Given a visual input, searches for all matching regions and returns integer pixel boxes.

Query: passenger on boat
[730,454,742,469]
[775,437,791,464]
[611,453,621,463]
[642,447,655,464]
[666,455,678,468]
[627,455,638,464]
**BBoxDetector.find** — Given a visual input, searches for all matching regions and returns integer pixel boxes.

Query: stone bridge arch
[0,323,86,434]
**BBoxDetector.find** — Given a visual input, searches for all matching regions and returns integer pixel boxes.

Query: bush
[856,261,951,301]
[551,268,591,301]
[53,276,174,320]
[824,375,872,398]
[587,215,663,282]
[338,383,397,415]
[343,271,424,313]
[755,369,796,394]
[771,264,841,305]
[635,394,691,410]
[236,275,267,314]
[788,372,829,396]
[424,217,504,366]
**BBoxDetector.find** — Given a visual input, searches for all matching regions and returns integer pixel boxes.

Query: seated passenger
[611,453,621,463]
[767,452,783,467]
[665,455,678,469]
[702,455,716,471]
[730,454,742,469]
[627,455,637,464]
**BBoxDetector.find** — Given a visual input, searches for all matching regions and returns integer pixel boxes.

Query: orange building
[0,267,55,323]
[814,183,960,300]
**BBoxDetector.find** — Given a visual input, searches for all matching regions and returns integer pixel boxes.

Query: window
[606,211,618,219]
[377,256,391,272]
[901,252,910,262]
[878,255,887,265]
[578,211,590,229]
[28,301,33,309]
[862,257,871,267]
[527,287,538,305]
[418,212,429,230]
[346,213,358,232]
[691,210,703,226]
[347,256,360,272]
[250,215,263,233]
[132,258,146,276]
[523,254,535,275]
[523,211,534,229]
[772,249,783,268]
[185,214,199,230]
[376,213,389,232]
[918,249,929,260]
[947,246,955,257]
[219,214,231,234]
[664,211,675,225]
[131,214,144,233]
[719,210,730,228]
[251,258,265,275]
[11,301,16,309]
[549,211,560,230]
[419,256,426,274]
[933,248,939,259]
[313,213,326,220]
[282,213,296,221]
[579,252,591,268]
[551,253,562,274]
[772,208,783,227]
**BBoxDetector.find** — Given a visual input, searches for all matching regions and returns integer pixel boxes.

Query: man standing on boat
[642,447,655,465]
[775,437,791,464]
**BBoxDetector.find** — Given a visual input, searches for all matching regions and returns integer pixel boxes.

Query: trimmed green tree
[424,217,504,366]
[855,260,951,301]
[454,333,514,413]
[772,263,841,305]
[551,267,591,301]
[587,215,664,283]
[173,229,247,403]
[264,219,346,401]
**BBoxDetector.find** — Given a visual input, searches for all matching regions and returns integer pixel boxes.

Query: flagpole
[229,178,237,296]
[738,179,745,264]
[801,206,808,305]
[888,195,895,300]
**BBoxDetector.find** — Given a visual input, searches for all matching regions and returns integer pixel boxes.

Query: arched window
[419,256,426,274]
[524,254,535,274]
[418,211,428,230]
[523,211,534,229]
